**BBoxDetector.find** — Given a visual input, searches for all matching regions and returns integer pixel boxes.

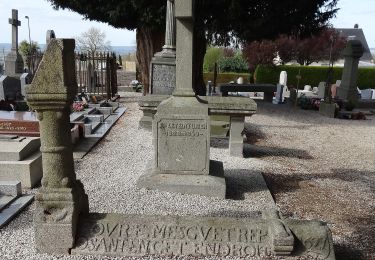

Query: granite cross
[8,9,21,53]
[173,0,195,97]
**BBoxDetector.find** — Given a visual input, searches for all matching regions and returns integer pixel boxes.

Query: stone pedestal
[229,116,245,156]
[5,52,24,76]
[26,39,88,254]
[138,96,226,198]
[337,40,364,101]
[150,0,176,95]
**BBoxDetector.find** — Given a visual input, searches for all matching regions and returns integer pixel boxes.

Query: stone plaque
[0,121,39,136]
[0,111,39,136]
[157,118,208,173]
[72,213,334,259]
[73,213,273,258]
[151,64,176,95]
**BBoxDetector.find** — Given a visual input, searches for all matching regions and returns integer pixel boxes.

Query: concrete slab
[0,151,43,188]
[0,195,16,211]
[0,195,34,228]
[137,160,226,198]
[0,181,21,196]
[0,136,40,161]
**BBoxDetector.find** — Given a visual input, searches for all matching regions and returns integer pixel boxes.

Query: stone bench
[220,83,277,102]
[139,95,257,156]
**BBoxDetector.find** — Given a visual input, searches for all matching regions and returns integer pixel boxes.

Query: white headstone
[279,71,287,86]
[317,82,326,99]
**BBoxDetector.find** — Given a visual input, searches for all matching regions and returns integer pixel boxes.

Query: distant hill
[0,43,136,55]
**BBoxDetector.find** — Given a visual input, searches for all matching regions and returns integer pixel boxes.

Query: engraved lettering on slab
[0,121,39,134]
[152,64,176,95]
[73,214,272,258]
[157,119,208,172]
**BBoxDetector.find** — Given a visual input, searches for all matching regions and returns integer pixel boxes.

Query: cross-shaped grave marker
[8,9,21,53]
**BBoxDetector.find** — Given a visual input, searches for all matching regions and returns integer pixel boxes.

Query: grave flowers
[72,101,88,112]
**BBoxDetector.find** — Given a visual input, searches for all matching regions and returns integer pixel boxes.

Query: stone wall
[117,70,136,86]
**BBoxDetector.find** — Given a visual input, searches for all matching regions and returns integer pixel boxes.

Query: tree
[278,29,346,65]
[118,54,123,66]
[47,0,339,95]
[19,40,41,74]
[76,27,111,55]
[218,52,248,73]
[242,41,277,70]
[203,47,223,72]
[244,28,346,67]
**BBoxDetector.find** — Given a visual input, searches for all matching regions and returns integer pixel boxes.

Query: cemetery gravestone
[0,135,42,188]
[150,0,176,95]
[20,73,32,98]
[137,0,226,198]
[337,40,364,101]
[26,38,89,253]
[279,71,288,102]
[273,84,284,104]
[5,9,24,76]
[0,111,39,136]
[0,9,25,101]
[317,82,326,99]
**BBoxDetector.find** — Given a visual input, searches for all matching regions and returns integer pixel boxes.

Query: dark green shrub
[254,65,375,89]
[217,54,248,73]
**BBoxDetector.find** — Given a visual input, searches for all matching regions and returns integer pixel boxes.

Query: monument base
[137,160,226,198]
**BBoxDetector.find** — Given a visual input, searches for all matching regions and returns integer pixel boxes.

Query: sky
[0,0,374,48]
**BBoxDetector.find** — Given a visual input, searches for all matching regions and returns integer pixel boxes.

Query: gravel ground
[0,94,374,260]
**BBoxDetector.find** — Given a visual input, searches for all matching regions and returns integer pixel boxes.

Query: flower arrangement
[72,101,89,112]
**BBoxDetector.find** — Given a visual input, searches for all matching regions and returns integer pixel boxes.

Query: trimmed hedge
[254,65,375,89]
[203,72,252,85]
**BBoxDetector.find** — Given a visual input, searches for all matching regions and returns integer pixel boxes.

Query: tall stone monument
[26,39,88,253]
[337,40,364,101]
[0,9,24,101]
[150,0,176,94]
[5,9,24,76]
[138,0,226,198]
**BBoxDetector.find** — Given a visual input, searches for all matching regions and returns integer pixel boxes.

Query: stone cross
[8,9,21,53]
[173,0,195,97]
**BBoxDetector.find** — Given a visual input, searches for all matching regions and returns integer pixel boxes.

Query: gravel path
[0,95,374,260]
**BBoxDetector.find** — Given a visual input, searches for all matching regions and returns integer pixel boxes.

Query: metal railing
[75,52,118,99]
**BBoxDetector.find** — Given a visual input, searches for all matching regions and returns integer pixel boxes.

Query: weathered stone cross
[8,9,21,53]
[173,0,196,97]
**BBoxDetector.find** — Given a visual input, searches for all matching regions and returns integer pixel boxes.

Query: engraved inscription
[0,121,39,134]
[160,122,207,137]
[157,119,208,172]
[0,122,27,131]
[152,64,176,95]
[75,219,272,258]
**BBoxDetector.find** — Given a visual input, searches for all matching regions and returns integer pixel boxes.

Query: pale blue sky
[0,0,374,47]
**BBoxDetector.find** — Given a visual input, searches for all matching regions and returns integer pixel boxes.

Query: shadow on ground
[263,169,375,260]
[243,143,314,159]
[225,169,269,200]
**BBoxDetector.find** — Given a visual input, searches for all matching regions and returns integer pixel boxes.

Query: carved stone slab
[151,63,176,95]
[72,213,335,259]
